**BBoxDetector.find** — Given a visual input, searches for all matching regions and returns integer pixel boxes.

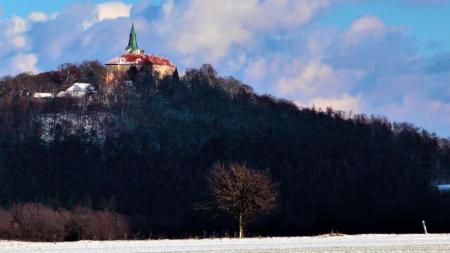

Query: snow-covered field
[1,234,450,253]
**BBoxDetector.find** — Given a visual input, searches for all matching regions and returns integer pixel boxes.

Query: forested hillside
[0,62,449,240]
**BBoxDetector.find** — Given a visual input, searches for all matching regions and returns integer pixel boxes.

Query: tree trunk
[239,214,244,238]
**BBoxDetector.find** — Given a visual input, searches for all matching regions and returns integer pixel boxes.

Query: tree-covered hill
[0,62,449,238]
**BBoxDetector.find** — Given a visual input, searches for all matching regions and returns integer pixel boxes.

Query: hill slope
[0,62,449,237]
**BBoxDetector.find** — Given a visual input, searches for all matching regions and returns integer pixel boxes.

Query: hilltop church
[105,24,177,83]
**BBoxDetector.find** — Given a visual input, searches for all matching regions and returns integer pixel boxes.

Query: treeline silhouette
[0,61,449,240]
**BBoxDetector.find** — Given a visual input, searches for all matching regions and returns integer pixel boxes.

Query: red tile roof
[106,54,176,68]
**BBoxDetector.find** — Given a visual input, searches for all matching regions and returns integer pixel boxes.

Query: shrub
[71,207,129,240]
[0,203,129,242]
[11,203,68,241]
[0,208,15,239]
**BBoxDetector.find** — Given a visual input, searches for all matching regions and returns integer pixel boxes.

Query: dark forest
[0,61,449,241]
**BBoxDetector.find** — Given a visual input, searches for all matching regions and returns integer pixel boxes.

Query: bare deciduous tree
[207,163,277,238]
[57,63,79,87]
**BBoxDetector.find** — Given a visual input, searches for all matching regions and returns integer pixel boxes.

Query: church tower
[125,23,142,55]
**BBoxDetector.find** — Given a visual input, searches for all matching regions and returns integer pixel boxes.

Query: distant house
[56,83,95,98]
[33,93,54,99]
[33,83,95,100]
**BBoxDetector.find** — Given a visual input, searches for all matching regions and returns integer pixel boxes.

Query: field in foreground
[1,234,450,253]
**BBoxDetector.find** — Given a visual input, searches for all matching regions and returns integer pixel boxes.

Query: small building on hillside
[56,83,95,98]
[33,83,95,100]
[105,24,176,83]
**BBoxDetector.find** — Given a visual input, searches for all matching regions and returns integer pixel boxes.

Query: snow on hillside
[1,234,450,253]
[38,112,107,141]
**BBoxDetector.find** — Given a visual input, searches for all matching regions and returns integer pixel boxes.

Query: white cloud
[6,16,28,48]
[277,60,364,98]
[8,35,27,49]
[379,93,450,135]
[158,0,334,62]
[29,12,49,23]
[305,94,362,112]
[278,61,334,96]
[161,0,255,61]
[162,0,175,17]
[227,53,247,72]
[254,0,333,30]
[11,54,39,73]
[345,15,386,45]
[97,1,132,21]
[9,16,27,33]
[1,12,54,54]
[244,58,268,81]
[82,1,132,30]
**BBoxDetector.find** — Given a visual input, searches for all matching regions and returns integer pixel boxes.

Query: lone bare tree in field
[207,163,277,238]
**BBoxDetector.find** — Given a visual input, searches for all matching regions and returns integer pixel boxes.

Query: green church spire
[125,23,141,54]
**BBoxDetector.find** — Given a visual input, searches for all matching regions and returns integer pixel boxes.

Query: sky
[1,0,450,137]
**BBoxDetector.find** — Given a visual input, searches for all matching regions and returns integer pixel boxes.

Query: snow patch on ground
[1,234,450,253]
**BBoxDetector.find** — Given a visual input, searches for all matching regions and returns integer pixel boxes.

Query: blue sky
[1,0,137,17]
[1,0,450,137]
